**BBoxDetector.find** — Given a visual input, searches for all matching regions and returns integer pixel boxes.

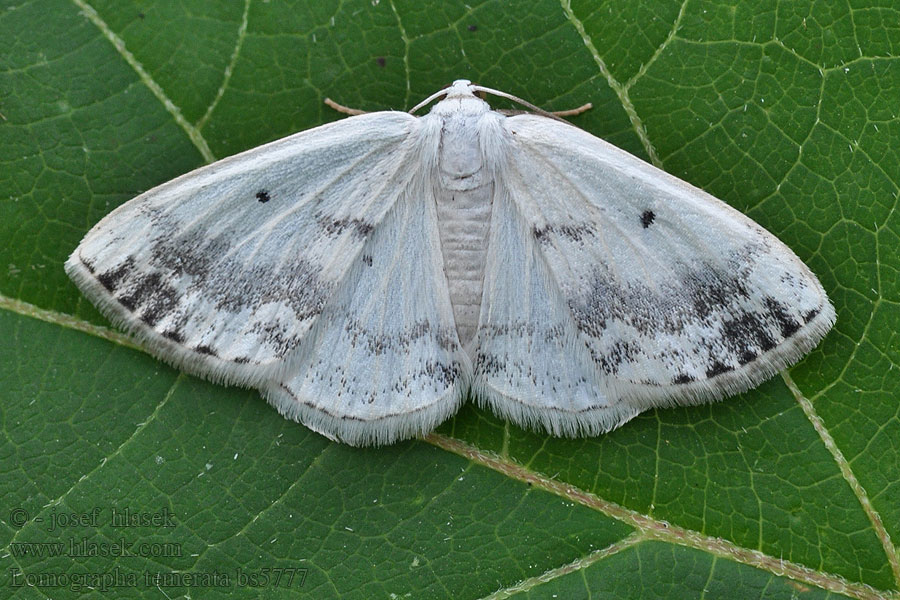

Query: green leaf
[1,0,897,598]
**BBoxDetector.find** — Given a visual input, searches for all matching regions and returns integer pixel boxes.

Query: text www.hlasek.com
[9,538,181,558]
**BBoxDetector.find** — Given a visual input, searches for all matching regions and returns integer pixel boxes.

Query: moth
[66,80,835,446]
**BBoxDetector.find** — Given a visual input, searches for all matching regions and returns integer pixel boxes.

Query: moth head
[445,79,475,98]
[409,80,480,114]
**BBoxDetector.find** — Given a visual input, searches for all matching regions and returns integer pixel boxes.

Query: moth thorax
[437,113,491,190]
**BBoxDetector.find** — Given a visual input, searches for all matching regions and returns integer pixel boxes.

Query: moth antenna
[471,85,585,122]
[551,103,593,118]
[323,98,367,116]
[408,87,452,114]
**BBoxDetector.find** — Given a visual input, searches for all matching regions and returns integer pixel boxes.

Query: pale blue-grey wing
[473,114,834,436]
[66,112,418,388]
[266,173,470,446]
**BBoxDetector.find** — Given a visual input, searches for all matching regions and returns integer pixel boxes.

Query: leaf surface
[0,0,897,597]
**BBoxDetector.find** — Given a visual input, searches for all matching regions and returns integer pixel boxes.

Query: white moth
[66,80,835,446]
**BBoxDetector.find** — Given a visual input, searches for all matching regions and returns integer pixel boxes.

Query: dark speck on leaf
[641,210,655,228]
[256,190,271,203]
[468,24,478,31]
[376,57,386,68]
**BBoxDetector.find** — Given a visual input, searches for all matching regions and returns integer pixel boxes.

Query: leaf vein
[559,0,661,167]
[426,433,896,599]
[69,0,216,162]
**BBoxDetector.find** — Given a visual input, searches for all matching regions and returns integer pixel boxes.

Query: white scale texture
[66,80,836,446]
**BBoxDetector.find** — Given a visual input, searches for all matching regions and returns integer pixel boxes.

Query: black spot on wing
[531,224,595,245]
[80,257,96,273]
[194,345,218,357]
[720,311,776,365]
[705,361,733,378]
[596,340,639,376]
[319,216,374,238]
[673,373,695,384]
[97,258,136,293]
[256,190,271,203]
[141,280,179,326]
[114,271,179,327]
[117,295,136,312]
[803,308,820,323]
[246,321,301,358]
[765,297,800,339]
[163,330,185,344]
[362,254,373,266]
[140,310,160,327]
[685,268,751,322]
[738,350,758,366]
[640,210,655,228]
